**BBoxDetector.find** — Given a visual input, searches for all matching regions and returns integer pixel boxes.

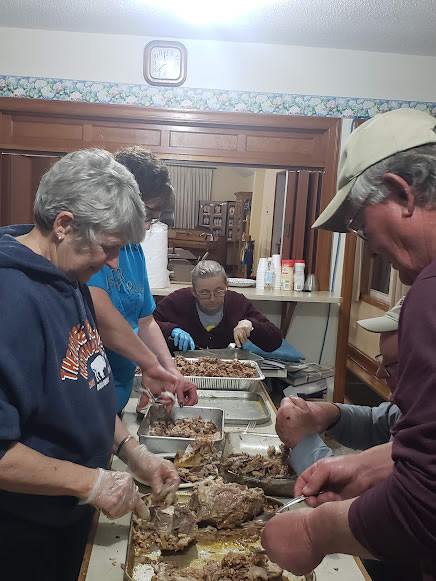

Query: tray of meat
[124,488,315,581]
[175,355,265,390]
[221,432,296,497]
[137,406,224,454]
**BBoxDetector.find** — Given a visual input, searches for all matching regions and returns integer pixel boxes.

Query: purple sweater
[349,260,436,580]
[153,287,282,351]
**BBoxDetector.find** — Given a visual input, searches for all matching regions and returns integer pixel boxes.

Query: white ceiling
[1,0,436,56]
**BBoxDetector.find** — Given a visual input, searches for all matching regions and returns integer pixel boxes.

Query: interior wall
[349,300,386,360]
[2,27,436,102]
[210,167,254,202]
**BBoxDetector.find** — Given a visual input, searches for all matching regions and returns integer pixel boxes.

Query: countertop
[151,282,341,304]
[84,389,368,581]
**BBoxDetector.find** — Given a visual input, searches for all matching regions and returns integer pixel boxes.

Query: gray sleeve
[289,433,334,476]
[327,402,402,450]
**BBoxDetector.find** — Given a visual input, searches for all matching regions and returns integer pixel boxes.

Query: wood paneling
[347,344,390,400]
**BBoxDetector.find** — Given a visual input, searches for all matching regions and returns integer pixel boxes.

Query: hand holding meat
[171,327,195,351]
[294,443,394,507]
[233,319,254,347]
[170,368,198,406]
[276,397,319,448]
[81,468,149,519]
[126,443,180,504]
[140,361,176,400]
[262,508,324,575]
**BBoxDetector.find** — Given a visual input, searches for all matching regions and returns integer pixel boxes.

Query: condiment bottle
[293,260,305,291]
[280,260,294,291]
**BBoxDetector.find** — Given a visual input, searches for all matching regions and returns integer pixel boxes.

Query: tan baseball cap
[312,109,436,232]
[357,297,405,333]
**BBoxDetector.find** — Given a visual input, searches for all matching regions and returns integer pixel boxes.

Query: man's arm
[262,499,373,576]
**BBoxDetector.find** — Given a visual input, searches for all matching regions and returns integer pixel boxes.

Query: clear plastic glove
[171,328,195,352]
[233,319,254,347]
[81,468,149,519]
[126,444,180,506]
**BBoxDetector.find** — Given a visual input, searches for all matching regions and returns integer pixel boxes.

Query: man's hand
[233,319,253,347]
[262,509,324,575]
[294,443,394,507]
[276,397,319,448]
[141,362,176,396]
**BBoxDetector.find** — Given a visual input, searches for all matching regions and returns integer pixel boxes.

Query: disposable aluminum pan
[124,491,315,581]
[177,357,265,390]
[137,406,224,454]
[222,432,296,497]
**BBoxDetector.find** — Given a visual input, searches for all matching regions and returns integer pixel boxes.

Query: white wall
[210,167,254,202]
[2,27,436,102]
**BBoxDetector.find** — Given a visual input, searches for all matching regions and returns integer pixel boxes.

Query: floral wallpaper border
[1,74,436,119]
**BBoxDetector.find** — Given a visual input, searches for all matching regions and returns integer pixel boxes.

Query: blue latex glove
[171,328,195,352]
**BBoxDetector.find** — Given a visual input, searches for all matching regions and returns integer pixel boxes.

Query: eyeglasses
[375,354,398,378]
[346,205,367,241]
[195,288,227,299]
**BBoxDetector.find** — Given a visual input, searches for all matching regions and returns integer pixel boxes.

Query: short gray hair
[191,260,227,287]
[350,143,436,209]
[34,149,146,248]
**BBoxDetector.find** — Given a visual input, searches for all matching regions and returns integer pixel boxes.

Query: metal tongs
[241,495,310,527]
[140,384,175,425]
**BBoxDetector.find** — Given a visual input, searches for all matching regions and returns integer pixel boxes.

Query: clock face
[150,46,181,80]
[144,41,187,86]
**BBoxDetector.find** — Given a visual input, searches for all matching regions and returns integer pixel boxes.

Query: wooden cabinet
[0,152,62,226]
[197,201,228,238]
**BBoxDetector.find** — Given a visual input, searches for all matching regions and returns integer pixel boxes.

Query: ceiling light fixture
[141,0,278,25]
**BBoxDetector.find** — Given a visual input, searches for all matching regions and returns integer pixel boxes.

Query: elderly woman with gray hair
[0,149,179,581]
[153,260,282,352]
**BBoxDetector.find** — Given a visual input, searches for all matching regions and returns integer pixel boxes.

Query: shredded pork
[175,356,257,378]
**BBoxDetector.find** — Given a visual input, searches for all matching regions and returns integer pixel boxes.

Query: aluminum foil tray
[177,357,265,391]
[137,406,224,454]
[222,432,296,497]
[197,389,270,425]
[124,491,315,581]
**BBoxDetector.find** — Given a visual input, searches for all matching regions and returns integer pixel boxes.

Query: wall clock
[143,40,187,87]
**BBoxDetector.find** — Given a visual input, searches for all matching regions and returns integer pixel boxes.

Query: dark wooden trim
[360,293,390,311]
[333,233,356,403]
[347,344,390,400]
[280,301,297,336]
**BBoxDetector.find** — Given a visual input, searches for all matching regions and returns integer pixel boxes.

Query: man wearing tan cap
[262,109,436,581]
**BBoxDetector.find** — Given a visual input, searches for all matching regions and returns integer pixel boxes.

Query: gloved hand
[171,328,195,352]
[126,443,180,506]
[81,468,149,519]
[233,319,254,347]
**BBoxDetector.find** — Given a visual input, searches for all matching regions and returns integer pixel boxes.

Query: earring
[56,232,64,241]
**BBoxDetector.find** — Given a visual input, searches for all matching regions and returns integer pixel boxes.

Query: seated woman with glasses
[153,260,283,352]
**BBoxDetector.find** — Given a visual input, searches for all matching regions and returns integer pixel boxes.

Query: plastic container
[280,259,294,291]
[264,257,274,290]
[293,260,305,291]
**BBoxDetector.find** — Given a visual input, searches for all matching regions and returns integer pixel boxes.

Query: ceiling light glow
[142,0,277,25]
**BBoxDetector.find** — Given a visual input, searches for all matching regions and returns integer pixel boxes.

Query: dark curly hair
[114,146,173,209]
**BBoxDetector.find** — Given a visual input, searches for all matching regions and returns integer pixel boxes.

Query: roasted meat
[151,551,287,581]
[174,440,221,482]
[152,504,197,551]
[223,447,294,480]
[149,417,217,438]
[175,356,257,378]
[189,480,265,529]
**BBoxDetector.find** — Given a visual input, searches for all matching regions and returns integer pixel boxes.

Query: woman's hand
[233,319,254,347]
[141,362,176,396]
[170,369,198,406]
[81,468,149,519]
[126,444,180,506]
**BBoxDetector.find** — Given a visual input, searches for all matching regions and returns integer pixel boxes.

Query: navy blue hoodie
[0,225,117,527]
